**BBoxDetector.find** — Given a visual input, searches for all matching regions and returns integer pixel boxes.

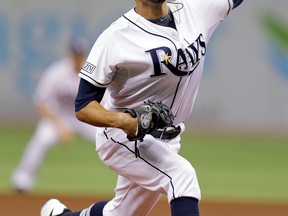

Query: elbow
[75,100,101,126]
[75,110,86,123]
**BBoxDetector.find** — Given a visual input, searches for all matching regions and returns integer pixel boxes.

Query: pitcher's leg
[97,130,201,215]
[102,175,162,216]
[43,176,162,216]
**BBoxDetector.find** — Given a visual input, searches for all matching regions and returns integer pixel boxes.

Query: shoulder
[176,0,234,26]
[41,58,69,81]
[93,9,137,52]
[45,58,68,72]
[170,0,232,14]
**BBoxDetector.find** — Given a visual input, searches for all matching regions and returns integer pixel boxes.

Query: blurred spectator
[11,37,97,193]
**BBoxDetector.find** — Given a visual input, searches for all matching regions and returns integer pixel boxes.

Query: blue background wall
[0,0,287,134]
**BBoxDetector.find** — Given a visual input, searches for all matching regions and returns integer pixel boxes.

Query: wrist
[117,112,138,137]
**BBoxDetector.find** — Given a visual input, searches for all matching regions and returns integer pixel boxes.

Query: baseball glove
[124,101,175,141]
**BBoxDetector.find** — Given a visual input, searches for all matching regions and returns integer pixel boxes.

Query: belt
[150,126,181,140]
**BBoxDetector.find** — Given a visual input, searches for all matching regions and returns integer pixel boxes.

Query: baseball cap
[69,36,89,55]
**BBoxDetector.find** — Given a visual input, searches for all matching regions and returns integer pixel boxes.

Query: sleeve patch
[83,62,96,74]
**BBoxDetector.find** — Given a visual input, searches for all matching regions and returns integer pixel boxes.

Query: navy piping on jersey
[123,15,178,51]
[227,0,232,16]
[103,128,177,200]
[79,71,112,87]
[170,77,182,109]
[122,14,181,110]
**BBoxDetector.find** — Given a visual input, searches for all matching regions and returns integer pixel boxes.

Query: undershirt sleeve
[232,0,243,9]
[75,78,106,112]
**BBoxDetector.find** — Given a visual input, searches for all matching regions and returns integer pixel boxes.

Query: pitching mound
[1,193,288,216]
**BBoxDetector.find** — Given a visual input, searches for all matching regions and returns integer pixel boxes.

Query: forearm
[76,101,137,136]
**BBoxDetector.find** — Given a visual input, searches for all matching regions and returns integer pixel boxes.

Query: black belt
[150,126,181,140]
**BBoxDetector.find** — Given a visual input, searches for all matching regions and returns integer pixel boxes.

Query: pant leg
[11,119,59,191]
[103,175,162,216]
[96,126,201,216]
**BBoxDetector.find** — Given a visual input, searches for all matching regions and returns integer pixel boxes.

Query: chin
[142,0,166,5]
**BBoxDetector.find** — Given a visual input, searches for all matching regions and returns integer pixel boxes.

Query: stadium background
[0,0,288,215]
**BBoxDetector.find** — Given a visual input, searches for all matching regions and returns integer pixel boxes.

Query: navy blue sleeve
[75,78,106,112]
[232,0,243,9]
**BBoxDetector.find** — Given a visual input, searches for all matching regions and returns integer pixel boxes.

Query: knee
[167,162,201,202]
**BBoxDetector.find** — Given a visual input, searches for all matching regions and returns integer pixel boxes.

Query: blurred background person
[11,37,97,193]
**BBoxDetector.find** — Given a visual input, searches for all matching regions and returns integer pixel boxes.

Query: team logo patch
[140,113,152,129]
[83,62,96,74]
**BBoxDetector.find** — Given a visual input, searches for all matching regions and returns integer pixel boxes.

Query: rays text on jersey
[147,34,206,77]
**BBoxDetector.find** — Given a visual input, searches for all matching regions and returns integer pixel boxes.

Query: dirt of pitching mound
[0,193,288,216]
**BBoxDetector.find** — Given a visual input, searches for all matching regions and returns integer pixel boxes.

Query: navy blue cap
[69,37,89,55]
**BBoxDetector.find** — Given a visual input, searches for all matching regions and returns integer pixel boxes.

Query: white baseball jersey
[80,0,233,126]
[77,0,236,214]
